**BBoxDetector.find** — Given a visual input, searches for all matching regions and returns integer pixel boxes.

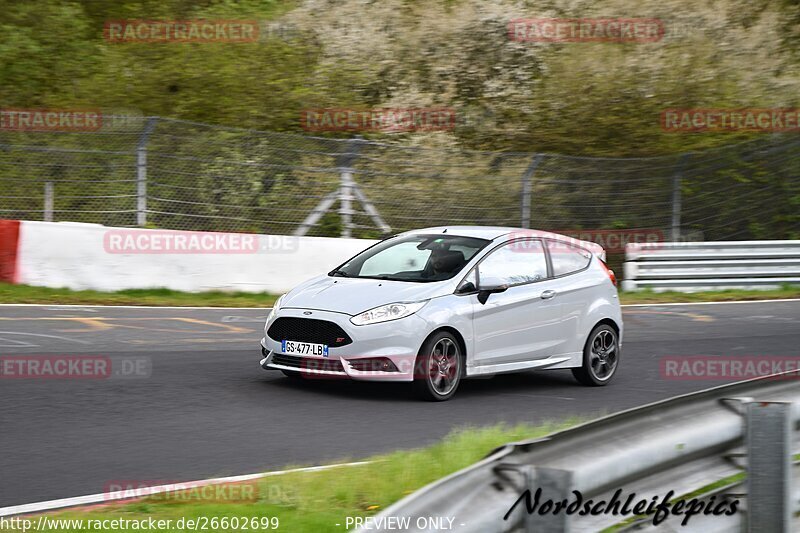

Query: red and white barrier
[0,220,377,294]
[0,219,21,283]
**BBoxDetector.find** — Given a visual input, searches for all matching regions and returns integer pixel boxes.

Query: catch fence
[0,116,798,246]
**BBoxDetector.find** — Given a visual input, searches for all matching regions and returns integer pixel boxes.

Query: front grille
[267,317,352,347]
[271,353,345,373]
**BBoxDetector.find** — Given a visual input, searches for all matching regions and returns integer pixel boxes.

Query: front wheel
[572,324,620,386]
[412,332,463,401]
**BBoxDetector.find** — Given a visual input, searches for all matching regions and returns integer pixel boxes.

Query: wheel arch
[420,326,467,359]
[593,317,620,336]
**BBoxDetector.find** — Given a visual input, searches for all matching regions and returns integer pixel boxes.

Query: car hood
[281,275,453,316]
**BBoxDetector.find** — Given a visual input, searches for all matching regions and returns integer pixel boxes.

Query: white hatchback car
[260,226,623,401]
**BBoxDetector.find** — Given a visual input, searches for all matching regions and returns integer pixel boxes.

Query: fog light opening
[348,357,400,373]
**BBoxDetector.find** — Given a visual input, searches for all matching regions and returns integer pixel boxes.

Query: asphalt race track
[1,300,799,508]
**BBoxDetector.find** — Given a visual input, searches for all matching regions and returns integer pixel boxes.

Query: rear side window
[547,240,591,276]
[478,239,548,286]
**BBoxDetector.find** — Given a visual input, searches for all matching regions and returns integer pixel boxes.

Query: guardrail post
[136,117,158,227]
[520,154,543,229]
[670,153,690,241]
[746,401,792,533]
[43,181,53,222]
[527,467,572,533]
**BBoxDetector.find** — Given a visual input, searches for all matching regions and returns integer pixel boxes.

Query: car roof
[398,226,606,259]
[399,226,518,240]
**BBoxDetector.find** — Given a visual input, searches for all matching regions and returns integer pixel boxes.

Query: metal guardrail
[361,374,800,532]
[622,241,800,292]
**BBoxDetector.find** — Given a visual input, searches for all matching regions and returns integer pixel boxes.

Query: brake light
[599,259,617,287]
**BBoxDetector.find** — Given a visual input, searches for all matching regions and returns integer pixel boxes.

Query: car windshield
[330,234,490,282]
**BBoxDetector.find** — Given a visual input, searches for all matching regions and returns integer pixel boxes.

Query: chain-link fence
[1,116,798,244]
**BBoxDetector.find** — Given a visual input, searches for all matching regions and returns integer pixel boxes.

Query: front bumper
[259,308,427,382]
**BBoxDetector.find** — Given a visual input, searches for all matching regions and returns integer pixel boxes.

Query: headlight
[350,301,427,326]
[266,294,286,325]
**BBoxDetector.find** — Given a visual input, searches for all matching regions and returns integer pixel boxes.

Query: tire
[572,324,620,386]
[412,331,463,401]
[281,369,302,379]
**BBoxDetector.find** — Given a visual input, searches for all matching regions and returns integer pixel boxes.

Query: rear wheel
[572,324,620,386]
[412,332,463,401]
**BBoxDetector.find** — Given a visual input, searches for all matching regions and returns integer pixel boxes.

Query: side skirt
[465,352,583,377]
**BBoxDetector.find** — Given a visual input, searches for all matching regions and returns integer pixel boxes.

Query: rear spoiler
[572,239,606,262]
[582,242,606,262]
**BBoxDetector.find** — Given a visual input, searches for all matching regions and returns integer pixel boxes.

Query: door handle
[540,290,556,300]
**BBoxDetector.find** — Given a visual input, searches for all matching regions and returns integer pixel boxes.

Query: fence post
[43,181,53,222]
[136,117,159,227]
[338,137,364,238]
[520,154,543,229]
[340,170,354,238]
[746,401,792,533]
[671,153,690,241]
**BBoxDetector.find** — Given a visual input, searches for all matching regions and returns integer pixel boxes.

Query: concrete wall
[7,221,377,294]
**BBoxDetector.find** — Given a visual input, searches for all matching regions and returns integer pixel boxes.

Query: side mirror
[455,281,476,294]
[477,276,508,304]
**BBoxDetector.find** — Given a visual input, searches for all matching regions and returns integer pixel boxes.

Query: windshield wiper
[329,269,351,277]
[366,274,426,282]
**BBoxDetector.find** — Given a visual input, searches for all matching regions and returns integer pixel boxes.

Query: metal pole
[352,184,391,235]
[340,169,354,238]
[671,154,689,241]
[43,181,53,222]
[521,154,543,229]
[338,137,364,238]
[746,401,792,533]
[136,149,147,227]
[136,117,158,227]
[293,191,340,236]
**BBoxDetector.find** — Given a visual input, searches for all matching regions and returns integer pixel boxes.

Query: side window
[478,239,548,286]
[547,240,591,276]
[448,244,481,261]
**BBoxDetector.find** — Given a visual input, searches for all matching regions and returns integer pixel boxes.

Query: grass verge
[9,422,577,533]
[0,284,278,308]
[1,283,799,307]
[619,285,800,304]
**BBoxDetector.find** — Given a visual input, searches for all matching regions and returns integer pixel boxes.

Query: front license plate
[281,340,329,357]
